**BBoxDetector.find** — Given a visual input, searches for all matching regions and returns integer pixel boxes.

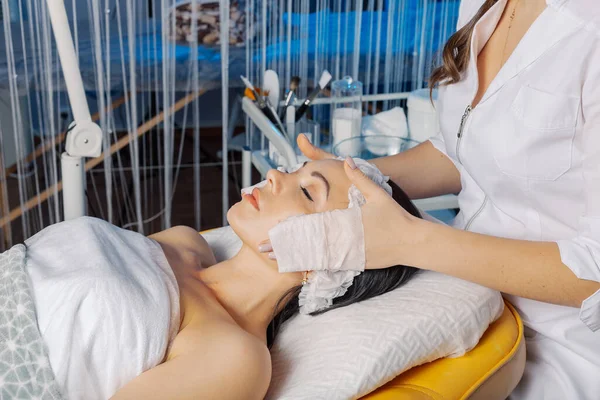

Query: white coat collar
[548,0,600,35]
[472,0,584,106]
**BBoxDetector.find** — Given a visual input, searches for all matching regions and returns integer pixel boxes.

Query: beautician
[261,0,600,398]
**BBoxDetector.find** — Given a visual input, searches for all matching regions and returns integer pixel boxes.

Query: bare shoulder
[150,225,206,247]
[172,320,270,363]
[112,323,271,400]
[150,225,217,268]
[214,328,272,381]
[168,323,271,398]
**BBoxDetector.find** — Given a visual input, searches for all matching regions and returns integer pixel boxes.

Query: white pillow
[202,226,503,400]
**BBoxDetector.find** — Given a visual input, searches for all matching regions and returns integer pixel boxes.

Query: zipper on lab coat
[455,104,487,231]
[455,104,472,164]
[465,196,488,231]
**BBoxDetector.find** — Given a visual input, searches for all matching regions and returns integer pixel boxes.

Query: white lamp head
[65,120,103,158]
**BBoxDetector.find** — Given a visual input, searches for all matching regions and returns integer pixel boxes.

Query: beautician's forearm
[402,220,600,307]
[371,141,461,200]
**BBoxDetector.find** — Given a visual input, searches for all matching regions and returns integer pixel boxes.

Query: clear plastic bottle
[330,76,363,151]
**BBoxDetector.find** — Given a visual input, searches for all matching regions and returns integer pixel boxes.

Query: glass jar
[330,76,362,152]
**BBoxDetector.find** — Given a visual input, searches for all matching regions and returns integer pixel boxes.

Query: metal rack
[241,93,459,212]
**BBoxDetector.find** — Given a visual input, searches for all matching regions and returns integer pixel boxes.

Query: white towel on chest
[24,217,180,400]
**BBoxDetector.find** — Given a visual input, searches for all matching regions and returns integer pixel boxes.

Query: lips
[244,188,260,211]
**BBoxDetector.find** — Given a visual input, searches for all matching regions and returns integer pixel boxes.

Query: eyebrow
[311,172,330,199]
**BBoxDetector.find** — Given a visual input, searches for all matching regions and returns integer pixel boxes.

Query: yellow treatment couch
[361,301,525,400]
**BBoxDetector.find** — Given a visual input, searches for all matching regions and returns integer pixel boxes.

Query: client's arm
[110,327,271,400]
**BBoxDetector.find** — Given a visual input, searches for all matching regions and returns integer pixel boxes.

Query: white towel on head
[24,217,180,400]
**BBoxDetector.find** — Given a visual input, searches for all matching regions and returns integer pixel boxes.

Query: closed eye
[301,187,314,202]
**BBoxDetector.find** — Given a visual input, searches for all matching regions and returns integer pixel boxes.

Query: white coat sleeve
[556,58,600,332]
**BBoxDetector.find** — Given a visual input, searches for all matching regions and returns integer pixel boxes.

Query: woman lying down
[15,158,421,399]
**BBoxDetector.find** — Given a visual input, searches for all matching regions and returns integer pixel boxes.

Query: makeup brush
[240,75,288,137]
[262,70,291,141]
[280,76,301,120]
[244,87,256,101]
[295,70,332,122]
[263,70,280,111]
[241,75,263,105]
[284,76,301,106]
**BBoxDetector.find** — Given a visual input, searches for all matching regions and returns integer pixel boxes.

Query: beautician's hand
[296,133,336,161]
[340,157,419,269]
[259,158,419,270]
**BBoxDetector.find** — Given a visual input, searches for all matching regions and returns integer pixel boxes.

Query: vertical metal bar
[220,0,230,225]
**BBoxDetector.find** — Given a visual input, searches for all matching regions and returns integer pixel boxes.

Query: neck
[197,245,302,343]
[516,0,546,12]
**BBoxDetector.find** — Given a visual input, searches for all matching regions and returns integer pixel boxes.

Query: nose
[266,168,286,195]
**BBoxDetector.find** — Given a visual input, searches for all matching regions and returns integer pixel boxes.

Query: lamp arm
[46,0,102,158]
[46,0,104,220]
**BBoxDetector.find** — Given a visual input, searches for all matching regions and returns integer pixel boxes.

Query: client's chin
[226,201,267,251]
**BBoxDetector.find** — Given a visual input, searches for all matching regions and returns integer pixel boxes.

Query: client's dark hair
[266,180,421,348]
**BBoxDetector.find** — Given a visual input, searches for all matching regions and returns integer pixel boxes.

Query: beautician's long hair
[266,181,421,348]
[429,0,497,94]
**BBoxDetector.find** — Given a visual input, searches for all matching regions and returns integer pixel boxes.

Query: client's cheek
[271,202,309,220]
[231,210,276,244]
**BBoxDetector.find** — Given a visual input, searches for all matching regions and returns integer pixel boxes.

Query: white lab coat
[428,0,600,398]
